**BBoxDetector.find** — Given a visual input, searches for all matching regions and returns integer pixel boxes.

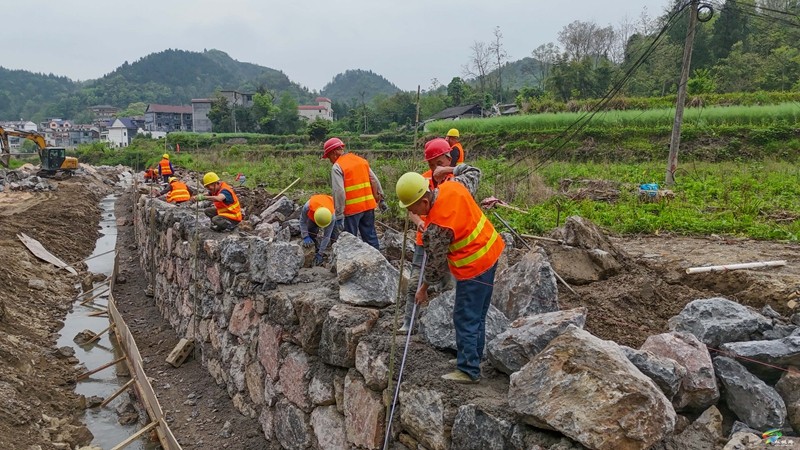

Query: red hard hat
[424,138,451,161]
[322,137,345,158]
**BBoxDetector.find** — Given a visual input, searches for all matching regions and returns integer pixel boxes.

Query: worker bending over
[396,160,504,384]
[193,172,242,232]
[300,194,338,266]
[445,128,465,166]
[155,176,195,204]
[322,137,386,249]
[399,138,457,333]
[158,153,174,183]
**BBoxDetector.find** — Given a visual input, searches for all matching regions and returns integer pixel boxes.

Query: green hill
[0,49,313,122]
[321,69,401,104]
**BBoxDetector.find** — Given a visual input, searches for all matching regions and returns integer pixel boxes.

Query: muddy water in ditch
[56,194,155,449]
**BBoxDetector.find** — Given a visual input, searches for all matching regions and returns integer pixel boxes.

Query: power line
[509,1,692,181]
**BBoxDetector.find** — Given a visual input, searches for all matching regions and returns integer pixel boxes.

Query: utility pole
[413,85,421,152]
[665,0,699,185]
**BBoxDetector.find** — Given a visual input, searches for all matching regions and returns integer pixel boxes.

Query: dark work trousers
[402,244,425,329]
[343,209,380,250]
[204,206,239,231]
[454,262,498,381]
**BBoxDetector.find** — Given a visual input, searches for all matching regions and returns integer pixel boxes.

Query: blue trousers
[343,209,380,250]
[454,263,498,380]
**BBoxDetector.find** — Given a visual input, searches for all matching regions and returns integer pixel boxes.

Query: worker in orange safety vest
[445,128,465,166]
[154,176,195,204]
[158,153,174,183]
[192,172,242,232]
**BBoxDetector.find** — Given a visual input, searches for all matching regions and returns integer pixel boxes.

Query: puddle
[57,194,156,449]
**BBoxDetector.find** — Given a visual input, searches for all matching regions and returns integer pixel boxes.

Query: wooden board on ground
[17,232,77,275]
[166,338,195,368]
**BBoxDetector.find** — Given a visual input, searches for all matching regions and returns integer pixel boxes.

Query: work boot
[441,370,479,384]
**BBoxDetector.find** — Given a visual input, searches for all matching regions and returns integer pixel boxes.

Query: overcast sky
[3,0,670,92]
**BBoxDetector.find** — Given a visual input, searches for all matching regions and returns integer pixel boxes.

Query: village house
[145,104,193,132]
[191,98,213,133]
[107,118,138,148]
[297,97,333,121]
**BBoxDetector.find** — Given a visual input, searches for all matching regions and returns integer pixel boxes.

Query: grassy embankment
[65,101,800,241]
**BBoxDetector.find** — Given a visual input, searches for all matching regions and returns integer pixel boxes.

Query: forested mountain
[321,69,401,104]
[0,68,77,121]
[0,49,314,122]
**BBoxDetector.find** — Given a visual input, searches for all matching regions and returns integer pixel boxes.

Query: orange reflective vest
[337,153,377,216]
[307,194,335,223]
[159,159,173,176]
[451,142,465,164]
[415,170,454,246]
[212,182,242,222]
[166,181,190,203]
[426,181,504,280]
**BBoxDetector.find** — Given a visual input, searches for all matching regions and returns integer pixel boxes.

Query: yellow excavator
[0,126,79,177]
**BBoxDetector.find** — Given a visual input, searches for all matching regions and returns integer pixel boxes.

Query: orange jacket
[159,159,173,176]
[415,169,454,246]
[212,181,242,222]
[166,181,190,203]
[307,194,335,223]
[338,153,377,216]
[451,142,465,164]
[426,181,504,280]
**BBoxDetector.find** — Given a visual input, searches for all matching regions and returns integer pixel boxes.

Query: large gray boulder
[509,326,676,450]
[548,246,622,285]
[775,370,800,434]
[333,233,399,307]
[249,239,303,284]
[450,404,513,450]
[621,346,687,400]
[720,336,800,382]
[668,298,773,347]
[487,308,587,375]
[259,196,296,223]
[652,406,723,450]
[419,290,509,352]
[551,215,625,257]
[380,228,415,261]
[713,356,787,430]
[399,386,451,450]
[491,248,559,321]
[640,332,720,412]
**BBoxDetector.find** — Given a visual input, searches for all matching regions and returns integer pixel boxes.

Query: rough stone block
[293,289,337,355]
[719,336,800,383]
[355,339,389,390]
[278,345,314,412]
[451,404,514,450]
[220,236,250,273]
[713,356,786,430]
[641,331,720,412]
[668,298,773,347]
[250,239,303,284]
[487,308,587,375]
[274,398,312,450]
[419,290,509,353]
[259,406,274,441]
[319,304,379,368]
[245,362,265,407]
[309,363,338,407]
[775,370,800,434]
[258,322,283,379]
[492,248,559,320]
[548,245,622,285]
[509,326,676,450]
[621,346,687,400]
[334,233,399,307]
[344,370,385,450]
[311,405,347,450]
[229,299,259,337]
[399,386,450,450]
[267,289,298,326]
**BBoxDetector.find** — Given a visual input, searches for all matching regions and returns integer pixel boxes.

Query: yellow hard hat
[163,153,170,159]
[396,172,429,208]
[314,207,333,228]
[168,176,177,183]
[202,172,220,186]
[446,128,459,138]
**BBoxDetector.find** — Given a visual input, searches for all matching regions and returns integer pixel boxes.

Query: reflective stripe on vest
[337,153,376,215]
[166,181,190,203]
[159,159,172,175]
[452,143,465,164]
[415,169,453,246]
[426,181,504,280]
[212,181,242,222]
[307,194,335,223]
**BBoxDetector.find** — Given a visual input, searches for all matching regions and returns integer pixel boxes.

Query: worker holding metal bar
[395,139,502,384]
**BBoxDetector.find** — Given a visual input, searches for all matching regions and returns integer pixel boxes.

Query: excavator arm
[0,126,47,168]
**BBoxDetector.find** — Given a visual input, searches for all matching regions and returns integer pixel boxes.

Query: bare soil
[0,181,102,449]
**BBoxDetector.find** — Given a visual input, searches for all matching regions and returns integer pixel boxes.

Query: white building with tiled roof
[297,97,333,121]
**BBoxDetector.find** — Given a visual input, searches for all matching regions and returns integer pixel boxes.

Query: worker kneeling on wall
[154,176,195,204]
[395,162,503,384]
[193,172,242,232]
[299,194,339,266]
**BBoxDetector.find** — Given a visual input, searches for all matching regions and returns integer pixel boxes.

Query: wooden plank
[17,232,77,275]
[109,420,159,450]
[165,338,195,368]
[99,378,136,407]
[76,356,127,381]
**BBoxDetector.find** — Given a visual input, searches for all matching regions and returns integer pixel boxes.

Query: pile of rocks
[0,172,56,192]
[137,195,800,450]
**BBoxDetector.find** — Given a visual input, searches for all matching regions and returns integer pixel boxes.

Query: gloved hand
[313,254,324,266]
[335,219,345,232]
[302,236,314,248]
[196,194,205,202]
[378,200,389,213]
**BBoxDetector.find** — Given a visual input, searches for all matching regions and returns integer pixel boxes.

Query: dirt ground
[3,172,800,449]
[0,181,103,449]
